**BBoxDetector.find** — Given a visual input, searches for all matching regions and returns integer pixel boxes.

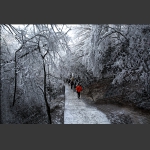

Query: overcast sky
[12,24,76,44]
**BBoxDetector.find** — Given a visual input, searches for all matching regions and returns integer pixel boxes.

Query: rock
[107,112,133,124]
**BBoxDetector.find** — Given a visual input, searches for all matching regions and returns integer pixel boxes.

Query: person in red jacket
[76,83,82,99]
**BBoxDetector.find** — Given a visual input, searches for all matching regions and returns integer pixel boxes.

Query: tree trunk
[43,60,52,124]
[0,24,2,123]
[13,52,17,106]
[12,45,23,106]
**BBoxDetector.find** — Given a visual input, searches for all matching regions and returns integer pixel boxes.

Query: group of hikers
[66,76,82,99]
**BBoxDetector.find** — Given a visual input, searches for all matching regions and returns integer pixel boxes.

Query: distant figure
[70,80,74,89]
[76,83,82,99]
[65,78,68,83]
[73,80,77,92]
[68,78,71,85]
[70,77,74,89]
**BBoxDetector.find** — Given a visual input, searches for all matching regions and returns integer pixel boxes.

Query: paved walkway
[64,84,110,124]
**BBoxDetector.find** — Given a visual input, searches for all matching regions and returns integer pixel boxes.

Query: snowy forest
[1,24,150,124]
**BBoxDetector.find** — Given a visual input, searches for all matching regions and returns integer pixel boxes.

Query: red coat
[76,85,82,92]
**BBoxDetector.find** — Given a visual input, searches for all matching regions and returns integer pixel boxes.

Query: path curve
[64,84,110,124]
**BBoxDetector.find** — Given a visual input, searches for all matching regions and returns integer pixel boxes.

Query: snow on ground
[64,84,110,124]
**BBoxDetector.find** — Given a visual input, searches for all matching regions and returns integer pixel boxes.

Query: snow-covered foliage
[1,24,69,123]
[1,24,150,123]
[59,24,150,106]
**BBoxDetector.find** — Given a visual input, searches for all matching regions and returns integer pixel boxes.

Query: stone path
[64,84,110,124]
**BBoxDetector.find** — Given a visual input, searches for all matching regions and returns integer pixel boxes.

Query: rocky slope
[82,77,150,113]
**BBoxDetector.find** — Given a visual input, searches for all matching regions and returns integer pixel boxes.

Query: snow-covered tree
[1,24,70,123]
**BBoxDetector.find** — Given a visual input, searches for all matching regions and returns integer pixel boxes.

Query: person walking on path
[68,78,71,85]
[71,80,74,89]
[73,79,77,92]
[70,77,74,89]
[76,83,82,99]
